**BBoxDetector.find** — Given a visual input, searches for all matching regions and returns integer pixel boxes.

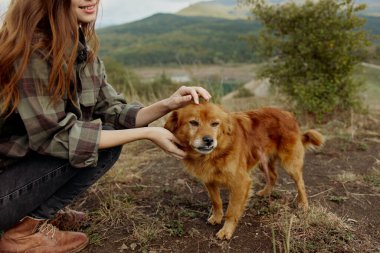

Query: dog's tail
[302,130,325,151]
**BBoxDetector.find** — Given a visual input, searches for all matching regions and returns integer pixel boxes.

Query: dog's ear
[221,116,233,135]
[164,111,179,132]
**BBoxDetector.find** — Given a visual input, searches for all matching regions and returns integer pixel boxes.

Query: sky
[0,0,210,27]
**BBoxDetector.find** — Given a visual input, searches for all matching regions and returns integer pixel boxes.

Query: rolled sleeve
[69,119,102,168]
[117,103,144,129]
[94,59,144,129]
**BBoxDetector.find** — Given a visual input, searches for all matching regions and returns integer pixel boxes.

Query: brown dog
[164,102,324,240]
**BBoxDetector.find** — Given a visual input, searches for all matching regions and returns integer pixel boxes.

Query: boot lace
[38,221,57,239]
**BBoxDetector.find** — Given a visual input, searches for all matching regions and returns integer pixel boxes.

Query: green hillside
[97,14,260,66]
[97,9,380,66]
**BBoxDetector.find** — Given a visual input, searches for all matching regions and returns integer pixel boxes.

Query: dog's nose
[203,136,214,146]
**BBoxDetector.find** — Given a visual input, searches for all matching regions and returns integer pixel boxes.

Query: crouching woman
[0,0,210,252]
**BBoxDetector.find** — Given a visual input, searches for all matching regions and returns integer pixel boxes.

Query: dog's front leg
[216,177,252,240]
[205,183,223,225]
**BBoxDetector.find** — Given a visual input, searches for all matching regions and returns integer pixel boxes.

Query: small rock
[119,243,129,252]
[130,243,138,251]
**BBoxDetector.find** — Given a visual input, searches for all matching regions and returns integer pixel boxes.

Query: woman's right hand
[147,127,186,160]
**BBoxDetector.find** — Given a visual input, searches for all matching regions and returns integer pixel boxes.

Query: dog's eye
[189,120,199,127]
[211,122,220,127]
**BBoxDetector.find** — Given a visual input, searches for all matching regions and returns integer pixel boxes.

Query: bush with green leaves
[243,0,370,120]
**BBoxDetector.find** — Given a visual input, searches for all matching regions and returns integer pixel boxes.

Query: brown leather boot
[50,207,89,230]
[0,216,89,253]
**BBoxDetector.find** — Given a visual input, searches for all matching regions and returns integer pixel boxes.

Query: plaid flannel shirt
[0,46,143,168]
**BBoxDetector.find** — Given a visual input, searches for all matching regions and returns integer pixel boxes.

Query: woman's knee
[97,145,122,172]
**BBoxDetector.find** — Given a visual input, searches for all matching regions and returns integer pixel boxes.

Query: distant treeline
[97,13,380,66]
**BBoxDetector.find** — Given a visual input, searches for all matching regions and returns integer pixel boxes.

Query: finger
[165,144,186,159]
[179,86,210,104]
[189,89,199,104]
[171,135,184,147]
[169,137,186,158]
[179,95,192,104]
[171,153,185,160]
[163,148,184,160]
[171,148,186,159]
[194,87,212,101]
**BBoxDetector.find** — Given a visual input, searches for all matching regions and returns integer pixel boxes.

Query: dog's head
[164,102,233,155]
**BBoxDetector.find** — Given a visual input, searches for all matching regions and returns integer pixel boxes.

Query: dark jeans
[0,146,122,231]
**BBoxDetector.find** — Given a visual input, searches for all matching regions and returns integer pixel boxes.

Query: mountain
[97,14,260,66]
[97,0,380,66]
[177,0,380,19]
[177,0,248,20]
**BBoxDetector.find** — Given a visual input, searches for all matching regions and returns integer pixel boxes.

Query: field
[72,64,380,253]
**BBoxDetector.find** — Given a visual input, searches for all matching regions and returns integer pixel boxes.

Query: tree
[243,0,370,119]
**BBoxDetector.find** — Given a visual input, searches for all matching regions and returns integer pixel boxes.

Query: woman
[0,0,211,252]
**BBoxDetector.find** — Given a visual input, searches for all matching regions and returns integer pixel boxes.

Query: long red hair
[0,0,99,117]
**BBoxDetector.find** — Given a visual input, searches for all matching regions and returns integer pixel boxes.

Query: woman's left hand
[166,86,211,111]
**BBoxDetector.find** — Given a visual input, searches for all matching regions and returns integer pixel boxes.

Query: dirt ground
[73,64,380,252]
[73,112,380,253]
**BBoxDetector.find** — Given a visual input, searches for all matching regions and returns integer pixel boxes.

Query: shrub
[244,0,370,120]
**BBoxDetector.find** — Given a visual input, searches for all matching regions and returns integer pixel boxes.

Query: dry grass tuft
[75,140,169,249]
[266,204,375,253]
[101,140,163,184]
[131,220,166,250]
[364,158,380,188]
[83,180,167,250]
[335,171,362,183]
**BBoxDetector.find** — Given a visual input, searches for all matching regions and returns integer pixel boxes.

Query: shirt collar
[76,28,88,64]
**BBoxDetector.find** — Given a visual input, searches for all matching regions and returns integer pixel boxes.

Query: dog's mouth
[191,137,217,154]
[193,145,215,154]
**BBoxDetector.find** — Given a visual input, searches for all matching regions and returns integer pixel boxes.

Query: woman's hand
[100,127,186,159]
[166,86,211,111]
[147,127,186,160]
[135,86,211,127]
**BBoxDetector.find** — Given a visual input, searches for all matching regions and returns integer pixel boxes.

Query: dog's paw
[215,222,236,240]
[207,214,222,225]
[297,201,309,211]
[256,188,271,197]
[216,227,233,240]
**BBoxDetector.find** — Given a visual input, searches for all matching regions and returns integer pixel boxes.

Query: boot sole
[18,237,89,253]
[68,237,89,253]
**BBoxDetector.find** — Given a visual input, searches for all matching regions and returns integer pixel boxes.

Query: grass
[268,205,356,253]
[84,185,167,251]
[131,222,164,251]
[357,65,380,111]
[335,171,362,183]
[233,87,254,98]
[364,159,380,187]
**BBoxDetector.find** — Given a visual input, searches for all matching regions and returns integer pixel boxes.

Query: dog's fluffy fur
[165,102,324,240]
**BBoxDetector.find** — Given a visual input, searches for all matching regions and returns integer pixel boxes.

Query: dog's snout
[203,136,214,146]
